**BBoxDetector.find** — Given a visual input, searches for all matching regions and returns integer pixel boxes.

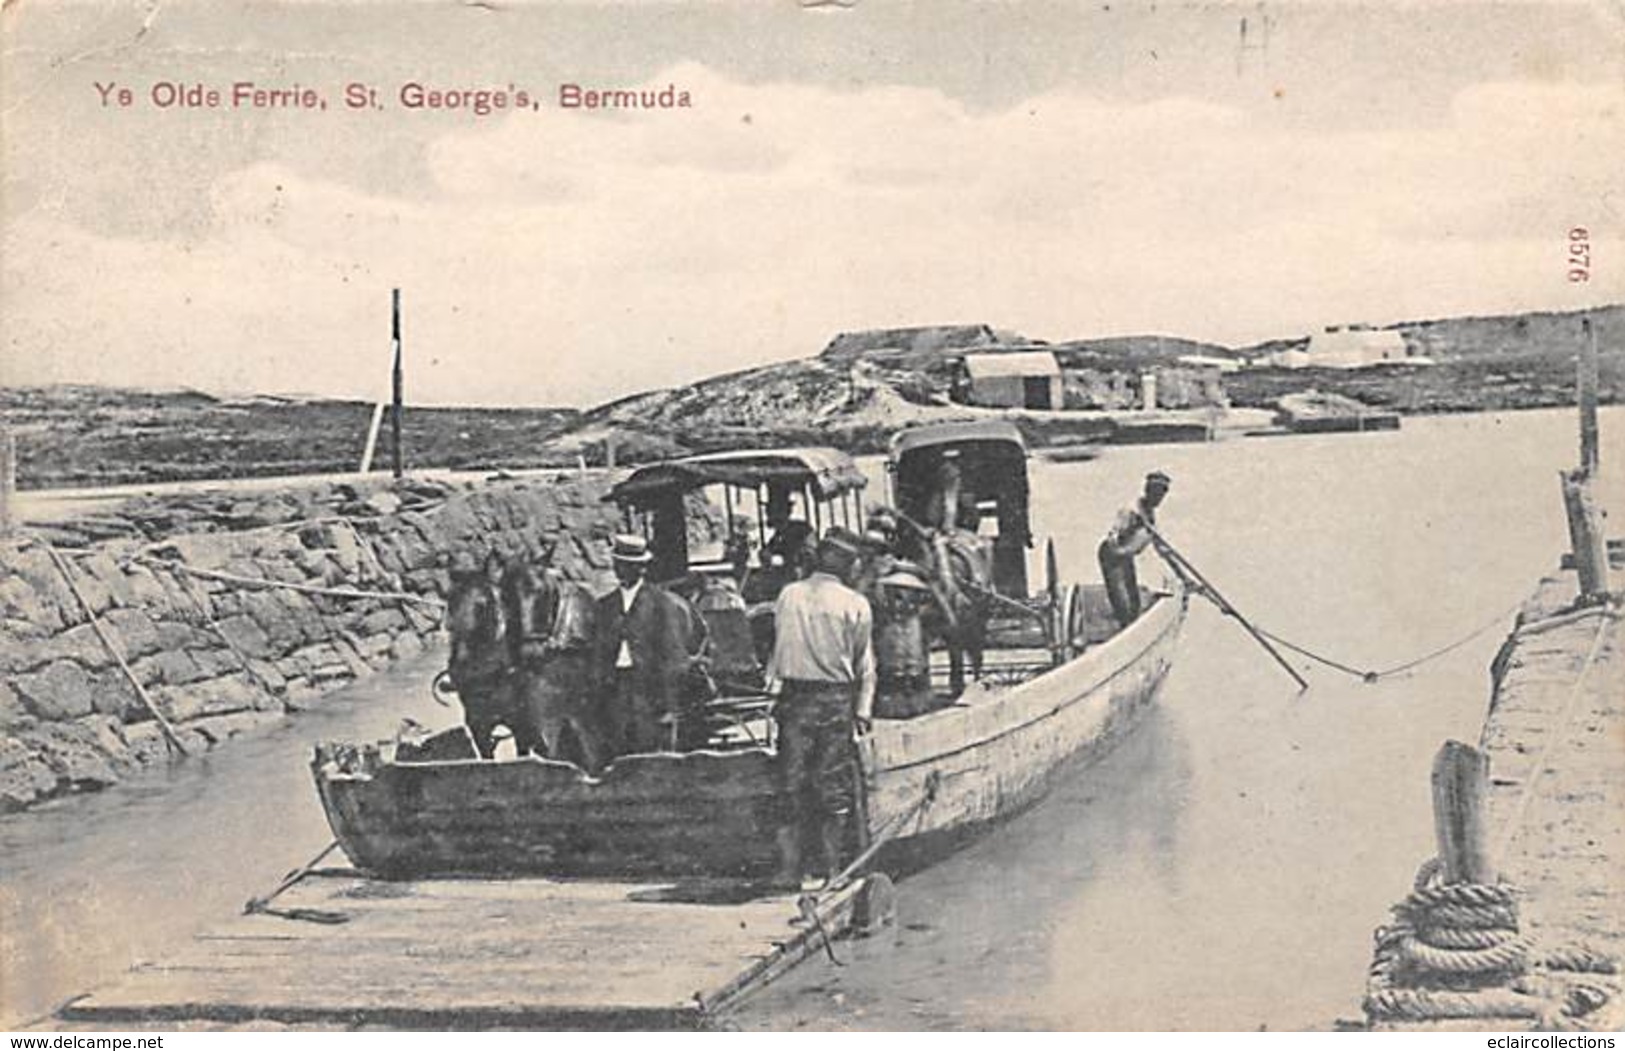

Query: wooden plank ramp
[60,871,866,1030]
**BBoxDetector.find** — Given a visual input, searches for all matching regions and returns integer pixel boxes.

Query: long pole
[390,288,404,480]
[1143,522,1310,690]
[0,427,14,536]
[1579,316,1599,474]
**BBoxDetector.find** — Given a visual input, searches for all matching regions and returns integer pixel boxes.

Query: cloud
[4,66,1621,405]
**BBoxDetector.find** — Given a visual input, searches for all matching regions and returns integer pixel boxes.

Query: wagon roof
[609,447,868,504]
[888,419,1028,459]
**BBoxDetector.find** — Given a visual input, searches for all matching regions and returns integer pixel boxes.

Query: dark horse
[500,551,606,771]
[883,508,994,697]
[444,551,524,758]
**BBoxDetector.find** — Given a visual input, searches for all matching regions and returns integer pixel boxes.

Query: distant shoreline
[3,397,1616,498]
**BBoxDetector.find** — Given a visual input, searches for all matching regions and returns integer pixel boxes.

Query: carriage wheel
[1064,583,1088,659]
[1047,586,1067,663]
[1043,539,1064,663]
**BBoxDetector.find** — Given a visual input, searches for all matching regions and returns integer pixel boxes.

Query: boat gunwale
[316,586,1183,784]
[866,586,1183,774]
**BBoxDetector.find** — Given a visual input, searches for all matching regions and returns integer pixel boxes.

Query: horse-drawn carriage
[604,447,871,743]
[885,420,1105,684]
[314,431,1185,880]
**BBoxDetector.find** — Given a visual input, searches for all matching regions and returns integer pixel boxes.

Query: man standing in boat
[1097,471,1172,629]
[592,534,700,755]
[766,531,876,889]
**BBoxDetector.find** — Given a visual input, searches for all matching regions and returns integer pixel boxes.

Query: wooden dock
[60,871,870,1029]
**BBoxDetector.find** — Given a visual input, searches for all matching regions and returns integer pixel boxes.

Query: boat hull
[314,588,1187,880]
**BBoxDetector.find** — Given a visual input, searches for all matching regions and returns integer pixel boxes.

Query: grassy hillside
[1,386,579,489]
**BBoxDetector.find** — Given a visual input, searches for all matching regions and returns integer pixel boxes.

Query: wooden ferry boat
[313,423,1186,880]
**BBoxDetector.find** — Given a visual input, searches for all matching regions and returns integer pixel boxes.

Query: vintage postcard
[1,0,1621,1034]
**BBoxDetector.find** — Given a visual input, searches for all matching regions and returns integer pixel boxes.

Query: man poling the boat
[1097,470,1172,629]
[765,529,876,890]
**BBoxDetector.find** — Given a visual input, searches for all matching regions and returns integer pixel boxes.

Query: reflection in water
[2,407,1621,1030]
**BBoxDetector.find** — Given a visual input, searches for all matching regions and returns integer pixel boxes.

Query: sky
[2,0,1622,406]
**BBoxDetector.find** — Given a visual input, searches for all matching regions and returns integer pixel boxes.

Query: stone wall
[0,474,632,812]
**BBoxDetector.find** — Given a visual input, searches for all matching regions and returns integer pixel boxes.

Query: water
[2,407,1620,1030]
[0,654,450,1027]
[736,406,1623,1030]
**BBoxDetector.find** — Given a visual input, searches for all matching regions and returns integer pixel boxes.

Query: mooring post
[1579,317,1600,474]
[1430,740,1494,885]
[1561,316,1610,599]
[1561,468,1610,599]
[391,288,404,480]
[0,427,14,536]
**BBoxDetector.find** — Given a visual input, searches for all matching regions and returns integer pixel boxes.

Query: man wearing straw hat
[766,529,876,888]
[593,533,698,756]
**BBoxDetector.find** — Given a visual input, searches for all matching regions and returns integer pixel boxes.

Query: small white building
[1294,326,1408,369]
[1176,353,1242,374]
[960,351,1063,410]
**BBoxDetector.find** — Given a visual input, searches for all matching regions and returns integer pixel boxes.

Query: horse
[444,552,520,759]
[877,507,994,697]
[500,551,605,770]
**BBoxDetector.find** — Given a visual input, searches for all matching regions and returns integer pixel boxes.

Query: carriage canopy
[888,420,1032,597]
[608,447,869,589]
[608,448,867,507]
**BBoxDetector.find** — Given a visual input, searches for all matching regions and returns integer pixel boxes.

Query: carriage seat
[692,571,765,692]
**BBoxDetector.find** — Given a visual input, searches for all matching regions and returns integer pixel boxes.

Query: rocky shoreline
[0,473,633,813]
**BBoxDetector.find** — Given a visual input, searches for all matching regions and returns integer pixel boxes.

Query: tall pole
[1579,316,1599,474]
[1564,315,1608,601]
[0,427,15,536]
[391,288,404,480]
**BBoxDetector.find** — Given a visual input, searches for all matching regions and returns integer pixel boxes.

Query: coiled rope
[1364,859,1618,1025]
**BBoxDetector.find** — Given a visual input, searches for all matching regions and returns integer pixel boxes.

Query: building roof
[961,351,1061,379]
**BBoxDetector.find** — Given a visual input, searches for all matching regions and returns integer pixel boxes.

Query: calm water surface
[3,407,1620,1029]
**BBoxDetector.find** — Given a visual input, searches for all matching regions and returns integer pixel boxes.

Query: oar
[1142,523,1309,692]
[243,839,350,924]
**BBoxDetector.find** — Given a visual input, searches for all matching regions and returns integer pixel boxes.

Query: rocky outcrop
[0,474,626,812]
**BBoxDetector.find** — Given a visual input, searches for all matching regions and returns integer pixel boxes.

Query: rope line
[133,556,446,610]
[1491,609,1615,861]
[1233,597,1529,686]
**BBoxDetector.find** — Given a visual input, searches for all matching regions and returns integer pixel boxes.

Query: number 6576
[1568,227,1591,283]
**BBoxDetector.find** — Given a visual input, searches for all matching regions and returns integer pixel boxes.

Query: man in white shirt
[767,531,875,887]
[1096,471,1171,628]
